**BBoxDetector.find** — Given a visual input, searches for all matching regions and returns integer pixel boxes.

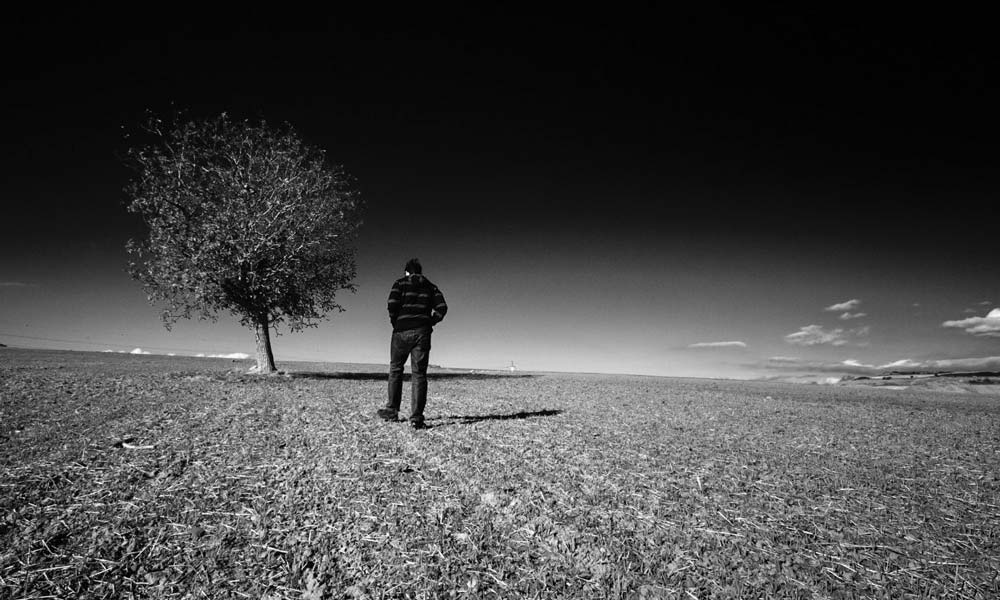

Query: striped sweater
[387,274,448,332]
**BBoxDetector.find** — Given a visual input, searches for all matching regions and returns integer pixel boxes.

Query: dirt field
[2,348,999,598]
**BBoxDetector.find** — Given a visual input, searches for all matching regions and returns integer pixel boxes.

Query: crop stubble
[1,349,999,598]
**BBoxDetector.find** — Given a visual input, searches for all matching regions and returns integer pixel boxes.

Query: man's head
[404,258,422,275]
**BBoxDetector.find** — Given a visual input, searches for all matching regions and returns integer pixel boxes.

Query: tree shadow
[428,409,563,427]
[288,372,536,381]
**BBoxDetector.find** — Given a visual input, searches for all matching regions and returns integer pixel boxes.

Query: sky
[2,7,998,380]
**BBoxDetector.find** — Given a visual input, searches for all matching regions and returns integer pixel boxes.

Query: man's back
[387,274,447,332]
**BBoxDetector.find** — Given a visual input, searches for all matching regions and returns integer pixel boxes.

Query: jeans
[386,327,432,424]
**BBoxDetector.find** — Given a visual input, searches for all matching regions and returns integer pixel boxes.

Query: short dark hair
[404,258,422,274]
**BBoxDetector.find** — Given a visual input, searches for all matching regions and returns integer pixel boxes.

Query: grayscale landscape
[4,6,998,599]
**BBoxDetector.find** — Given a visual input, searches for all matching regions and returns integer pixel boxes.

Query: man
[378,258,448,429]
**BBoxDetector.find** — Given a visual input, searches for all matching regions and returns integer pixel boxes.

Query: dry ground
[2,348,999,599]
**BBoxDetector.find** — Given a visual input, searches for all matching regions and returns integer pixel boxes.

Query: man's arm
[430,285,448,323]
[387,281,402,326]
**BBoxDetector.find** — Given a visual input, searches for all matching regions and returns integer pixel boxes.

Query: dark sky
[2,8,997,378]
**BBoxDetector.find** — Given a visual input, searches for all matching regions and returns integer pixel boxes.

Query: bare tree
[125,113,362,373]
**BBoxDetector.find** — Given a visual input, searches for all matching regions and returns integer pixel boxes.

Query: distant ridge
[845,371,1000,380]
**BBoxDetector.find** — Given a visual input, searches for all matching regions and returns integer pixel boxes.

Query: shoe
[409,421,427,430]
[376,408,398,421]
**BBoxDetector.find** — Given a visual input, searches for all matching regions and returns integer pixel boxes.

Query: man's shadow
[289,372,536,381]
[426,409,563,428]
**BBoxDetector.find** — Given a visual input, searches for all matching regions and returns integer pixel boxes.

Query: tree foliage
[125,113,362,371]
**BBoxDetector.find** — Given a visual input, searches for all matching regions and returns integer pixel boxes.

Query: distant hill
[840,371,1000,394]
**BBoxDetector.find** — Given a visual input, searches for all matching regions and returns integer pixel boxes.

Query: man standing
[378,258,448,429]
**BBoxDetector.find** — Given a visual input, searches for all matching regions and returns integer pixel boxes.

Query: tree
[124,113,362,373]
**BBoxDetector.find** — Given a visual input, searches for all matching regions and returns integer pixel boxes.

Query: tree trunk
[254,316,277,374]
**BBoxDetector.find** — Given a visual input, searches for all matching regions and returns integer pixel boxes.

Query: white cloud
[784,325,848,346]
[840,357,920,371]
[193,352,251,359]
[980,300,993,306]
[881,359,921,369]
[768,356,801,363]
[826,299,861,312]
[688,341,747,349]
[102,348,247,359]
[924,356,1000,371]
[942,308,1000,338]
[0,281,36,287]
[839,312,867,320]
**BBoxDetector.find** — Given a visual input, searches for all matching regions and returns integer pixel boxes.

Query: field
[2,348,999,599]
